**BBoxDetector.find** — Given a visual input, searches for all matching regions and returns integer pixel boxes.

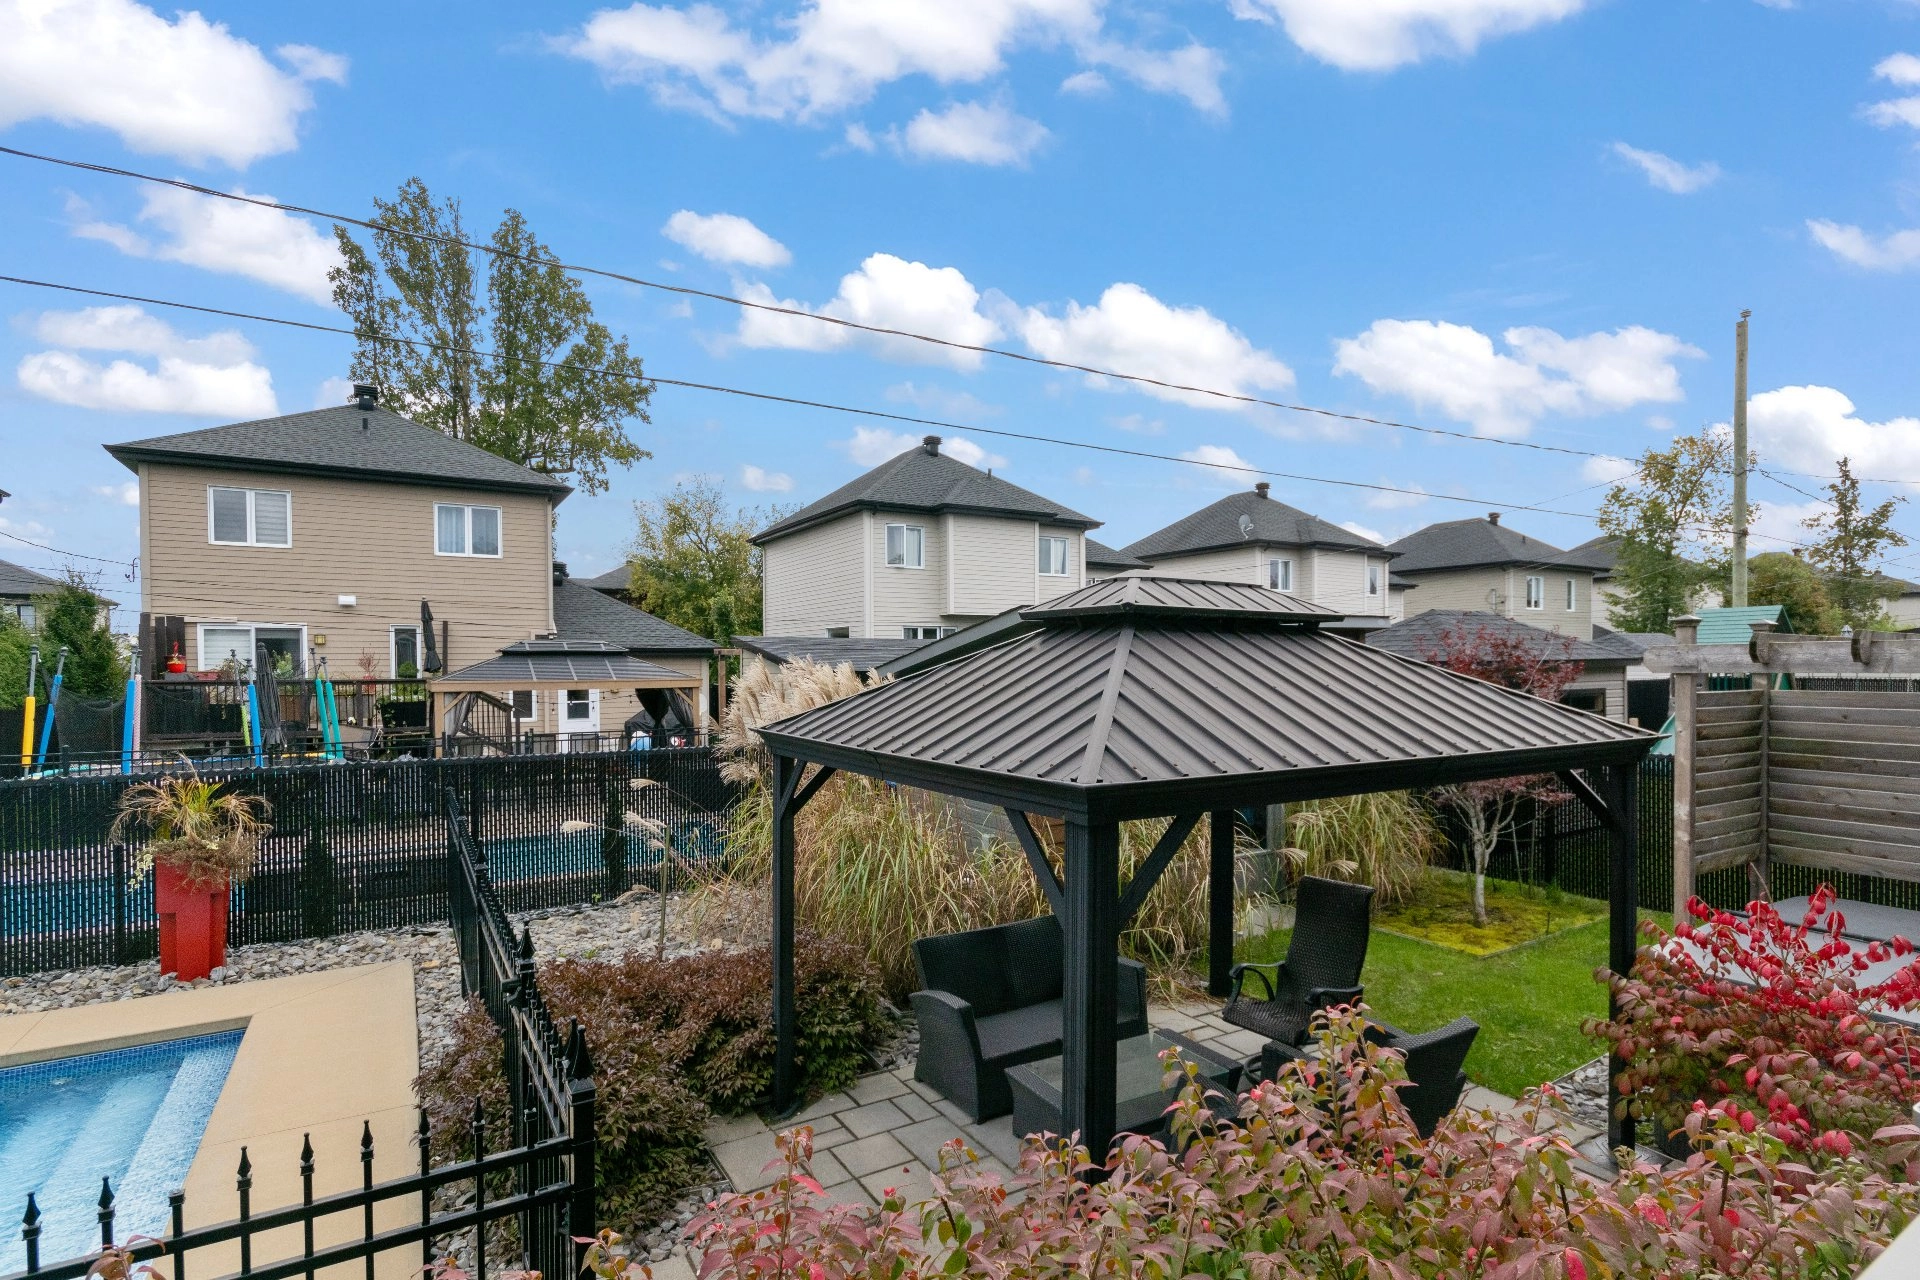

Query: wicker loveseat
[910,915,1149,1122]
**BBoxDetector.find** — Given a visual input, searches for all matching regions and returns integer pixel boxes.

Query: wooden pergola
[757,577,1658,1155]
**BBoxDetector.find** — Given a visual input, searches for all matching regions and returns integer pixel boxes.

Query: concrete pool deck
[0,962,420,1280]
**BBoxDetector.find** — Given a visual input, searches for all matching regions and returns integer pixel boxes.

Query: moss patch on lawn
[1375,870,1607,956]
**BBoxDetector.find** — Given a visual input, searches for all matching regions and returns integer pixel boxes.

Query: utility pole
[1730,310,1751,608]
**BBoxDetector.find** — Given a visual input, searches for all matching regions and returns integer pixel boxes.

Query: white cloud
[884,381,1000,418]
[1230,0,1587,72]
[1749,498,1829,553]
[1060,69,1109,94]
[314,376,355,409]
[840,426,1006,469]
[1646,413,1675,431]
[1365,484,1429,510]
[661,210,791,267]
[17,306,276,417]
[1179,444,1257,485]
[1108,412,1164,435]
[1807,220,1920,272]
[1332,319,1702,437]
[73,186,342,304]
[553,1,1220,121]
[1611,142,1720,194]
[736,253,1000,369]
[92,482,140,506]
[895,99,1049,166]
[1580,454,1638,485]
[1868,52,1920,130]
[843,122,877,151]
[0,0,344,166]
[1016,283,1295,410]
[1744,385,1920,493]
[740,464,794,492]
[1339,519,1387,544]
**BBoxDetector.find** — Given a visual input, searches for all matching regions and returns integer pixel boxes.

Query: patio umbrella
[420,599,443,673]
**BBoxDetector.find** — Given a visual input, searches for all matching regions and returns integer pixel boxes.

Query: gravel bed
[1548,1055,1612,1133]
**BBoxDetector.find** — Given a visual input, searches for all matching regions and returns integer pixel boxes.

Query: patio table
[1007,1028,1242,1140]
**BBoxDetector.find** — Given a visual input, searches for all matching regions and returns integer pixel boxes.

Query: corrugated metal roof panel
[1021,575,1341,623]
[1694,606,1791,644]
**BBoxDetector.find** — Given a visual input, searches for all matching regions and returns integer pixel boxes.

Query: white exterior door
[561,688,600,749]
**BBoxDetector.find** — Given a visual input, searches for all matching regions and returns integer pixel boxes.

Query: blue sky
[2,0,1918,604]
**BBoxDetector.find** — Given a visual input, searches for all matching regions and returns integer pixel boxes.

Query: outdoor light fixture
[337,594,357,607]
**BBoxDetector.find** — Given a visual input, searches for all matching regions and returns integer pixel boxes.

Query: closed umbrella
[420,600,443,674]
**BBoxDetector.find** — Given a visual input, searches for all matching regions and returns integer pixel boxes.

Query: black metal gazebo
[758,577,1658,1155]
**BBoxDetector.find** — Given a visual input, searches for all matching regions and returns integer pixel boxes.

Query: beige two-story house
[1386,514,1599,640]
[1116,483,1405,628]
[105,387,713,742]
[751,434,1103,646]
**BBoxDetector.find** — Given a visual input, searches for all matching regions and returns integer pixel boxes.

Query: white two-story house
[750,435,1104,652]
[1115,483,1405,628]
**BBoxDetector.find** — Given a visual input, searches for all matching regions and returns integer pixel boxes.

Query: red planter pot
[155,862,229,980]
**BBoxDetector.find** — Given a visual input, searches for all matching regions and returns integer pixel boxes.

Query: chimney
[1487,512,1501,525]
[351,383,379,411]
[552,561,569,581]
[921,435,941,456]
[1254,482,1270,499]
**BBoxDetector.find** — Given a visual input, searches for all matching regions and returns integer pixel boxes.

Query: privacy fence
[0,747,737,977]
[2,791,597,1280]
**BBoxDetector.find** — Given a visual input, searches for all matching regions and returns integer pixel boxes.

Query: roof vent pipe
[1487,512,1501,525]
[351,383,379,411]
[1254,482,1270,499]
[921,435,941,455]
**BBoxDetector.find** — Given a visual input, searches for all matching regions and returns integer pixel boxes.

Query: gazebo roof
[435,640,696,690]
[760,582,1656,821]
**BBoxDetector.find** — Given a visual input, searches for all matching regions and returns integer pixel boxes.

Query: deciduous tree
[627,478,788,643]
[330,178,652,494]
[36,573,127,698]
[1745,551,1841,635]
[1597,430,1748,633]
[1801,457,1909,632]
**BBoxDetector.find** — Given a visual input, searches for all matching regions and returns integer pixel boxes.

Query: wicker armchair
[1260,1016,1479,1138]
[1223,875,1373,1048]
[910,915,1148,1122]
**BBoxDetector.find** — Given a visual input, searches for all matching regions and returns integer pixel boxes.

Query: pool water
[0,1030,243,1267]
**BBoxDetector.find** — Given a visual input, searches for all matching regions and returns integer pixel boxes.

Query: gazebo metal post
[1208,810,1236,997]
[1060,817,1122,1159]
[1604,759,1639,1153]
[772,753,800,1115]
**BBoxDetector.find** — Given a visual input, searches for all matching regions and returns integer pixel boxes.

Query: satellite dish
[1237,514,1255,539]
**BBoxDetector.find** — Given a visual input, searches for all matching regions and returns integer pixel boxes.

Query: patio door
[561,687,600,750]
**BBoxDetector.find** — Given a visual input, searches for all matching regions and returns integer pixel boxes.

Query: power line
[0,142,1627,463]
[0,273,1618,525]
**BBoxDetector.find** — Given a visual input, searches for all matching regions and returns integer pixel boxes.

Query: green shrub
[415,934,888,1233]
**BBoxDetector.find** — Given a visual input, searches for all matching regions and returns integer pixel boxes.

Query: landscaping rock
[1550,1055,1612,1133]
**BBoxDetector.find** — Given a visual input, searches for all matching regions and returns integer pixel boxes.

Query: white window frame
[390,624,423,678]
[434,503,505,558]
[10,602,34,629]
[195,622,307,672]
[1267,557,1293,592]
[510,689,538,722]
[1037,534,1070,577]
[1366,563,1382,597]
[1524,575,1545,610]
[901,625,954,640]
[207,486,292,548]
[884,523,925,569]
[1565,578,1578,610]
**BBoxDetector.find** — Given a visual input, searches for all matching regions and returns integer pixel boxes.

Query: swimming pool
[0,1030,243,1267]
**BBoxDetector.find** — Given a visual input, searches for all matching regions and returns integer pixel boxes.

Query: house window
[435,503,503,557]
[902,626,953,640]
[1565,578,1578,610]
[885,523,924,568]
[1038,535,1070,576]
[208,487,291,547]
[510,690,537,720]
[825,626,851,638]
[1267,558,1293,592]
[564,689,594,722]
[1561,688,1606,715]
[1524,575,1544,610]
[196,623,304,674]
[391,625,421,678]
[9,603,34,629]
[1366,563,1382,597]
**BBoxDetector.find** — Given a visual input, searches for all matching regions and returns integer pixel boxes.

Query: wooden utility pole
[1730,310,1751,607]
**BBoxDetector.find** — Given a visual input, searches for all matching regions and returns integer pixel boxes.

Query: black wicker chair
[1223,875,1374,1048]
[910,915,1148,1122]
[1259,1016,1479,1139]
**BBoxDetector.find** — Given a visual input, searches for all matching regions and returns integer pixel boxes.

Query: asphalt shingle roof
[753,437,1097,542]
[575,564,634,592]
[1386,517,1588,574]
[1562,534,1621,577]
[1084,538,1147,570]
[1120,487,1385,561]
[1365,609,1628,664]
[0,558,62,599]
[552,578,715,653]
[735,635,928,671]
[106,404,573,498]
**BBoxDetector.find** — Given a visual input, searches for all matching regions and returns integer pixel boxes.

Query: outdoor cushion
[976,1000,1066,1063]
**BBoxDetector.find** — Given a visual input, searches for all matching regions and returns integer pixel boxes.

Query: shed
[755,576,1657,1156]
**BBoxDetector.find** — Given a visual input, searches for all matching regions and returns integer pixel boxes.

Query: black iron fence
[0,747,738,976]
[2,795,596,1280]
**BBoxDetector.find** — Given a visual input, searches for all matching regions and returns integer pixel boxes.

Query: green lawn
[1232,902,1663,1098]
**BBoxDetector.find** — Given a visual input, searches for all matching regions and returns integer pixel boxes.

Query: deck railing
[2,796,595,1280]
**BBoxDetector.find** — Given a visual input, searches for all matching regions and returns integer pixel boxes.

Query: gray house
[1367,608,1633,720]
[1387,514,1600,639]
[0,558,62,628]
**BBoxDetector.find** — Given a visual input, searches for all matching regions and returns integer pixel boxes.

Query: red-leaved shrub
[1592,886,1920,1168]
